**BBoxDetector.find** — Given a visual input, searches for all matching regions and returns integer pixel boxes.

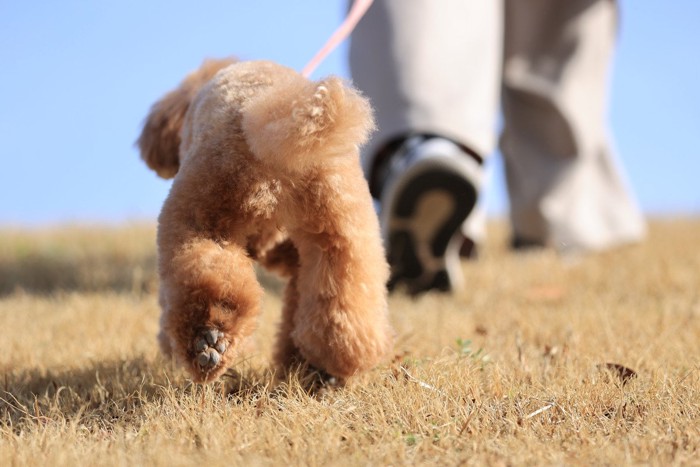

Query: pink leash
[301,0,374,78]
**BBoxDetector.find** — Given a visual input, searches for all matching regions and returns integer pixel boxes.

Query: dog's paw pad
[193,328,228,371]
[197,351,212,367]
[195,338,208,352]
[204,329,219,345]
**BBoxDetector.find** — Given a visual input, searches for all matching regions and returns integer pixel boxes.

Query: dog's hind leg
[283,165,394,379]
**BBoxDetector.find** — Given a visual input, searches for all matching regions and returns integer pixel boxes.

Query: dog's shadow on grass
[1,357,335,432]
[1,357,169,428]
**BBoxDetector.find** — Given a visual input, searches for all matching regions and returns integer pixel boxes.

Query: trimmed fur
[138,59,393,382]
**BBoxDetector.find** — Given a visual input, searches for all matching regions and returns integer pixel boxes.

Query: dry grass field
[1,219,698,465]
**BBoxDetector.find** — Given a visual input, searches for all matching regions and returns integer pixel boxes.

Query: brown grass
[1,219,698,465]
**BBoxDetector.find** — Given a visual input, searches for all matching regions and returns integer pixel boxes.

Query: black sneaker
[378,136,480,294]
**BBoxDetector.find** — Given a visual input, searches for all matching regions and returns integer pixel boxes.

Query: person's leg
[502,0,645,252]
[349,0,503,292]
[350,0,502,177]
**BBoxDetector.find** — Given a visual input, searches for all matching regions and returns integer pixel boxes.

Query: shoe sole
[385,166,477,294]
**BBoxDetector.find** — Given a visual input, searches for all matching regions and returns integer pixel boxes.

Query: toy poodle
[137,58,393,383]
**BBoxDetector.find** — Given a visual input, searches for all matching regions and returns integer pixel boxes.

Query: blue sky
[1,1,698,225]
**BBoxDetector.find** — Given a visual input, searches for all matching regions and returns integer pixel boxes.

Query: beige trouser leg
[502,0,645,251]
[350,0,645,251]
[349,0,501,242]
[349,0,502,169]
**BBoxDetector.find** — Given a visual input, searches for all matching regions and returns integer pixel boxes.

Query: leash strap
[301,0,374,78]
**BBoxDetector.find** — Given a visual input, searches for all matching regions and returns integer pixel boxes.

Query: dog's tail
[137,58,236,179]
[242,76,375,173]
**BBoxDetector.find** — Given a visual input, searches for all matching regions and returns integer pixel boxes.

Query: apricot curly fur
[137,58,237,179]
[138,59,393,382]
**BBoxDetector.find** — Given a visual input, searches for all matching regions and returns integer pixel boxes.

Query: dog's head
[136,58,236,179]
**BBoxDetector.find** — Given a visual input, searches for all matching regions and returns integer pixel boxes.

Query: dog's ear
[137,58,236,179]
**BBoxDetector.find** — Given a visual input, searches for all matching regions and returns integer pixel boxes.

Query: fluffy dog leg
[284,165,393,379]
[159,238,263,382]
[290,240,393,379]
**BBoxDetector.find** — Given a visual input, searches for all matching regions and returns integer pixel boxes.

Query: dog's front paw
[193,327,229,377]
